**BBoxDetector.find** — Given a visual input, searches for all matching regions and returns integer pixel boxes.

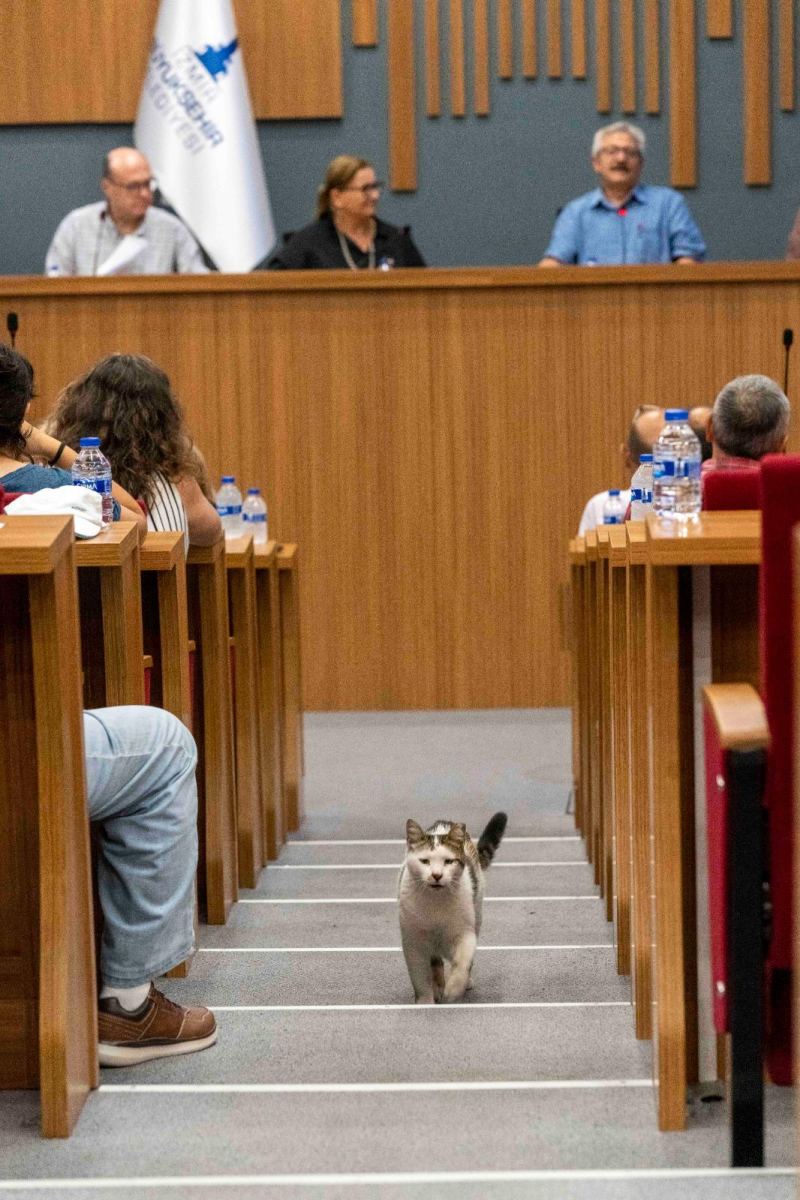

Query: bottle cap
[247,487,261,495]
[79,436,100,447]
[639,454,653,462]
[608,488,621,496]
[665,408,689,421]
[221,475,235,483]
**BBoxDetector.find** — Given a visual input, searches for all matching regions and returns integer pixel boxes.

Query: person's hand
[21,422,57,461]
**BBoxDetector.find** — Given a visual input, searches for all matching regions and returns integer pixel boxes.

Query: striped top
[145,473,189,551]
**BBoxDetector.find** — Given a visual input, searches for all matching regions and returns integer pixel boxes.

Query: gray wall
[1,1,798,274]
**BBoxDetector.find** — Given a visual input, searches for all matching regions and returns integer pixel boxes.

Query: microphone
[783,327,794,396]
[6,312,18,348]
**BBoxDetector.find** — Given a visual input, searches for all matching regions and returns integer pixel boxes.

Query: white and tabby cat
[398,813,507,1004]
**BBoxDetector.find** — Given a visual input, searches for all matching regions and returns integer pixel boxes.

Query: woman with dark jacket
[267,155,425,271]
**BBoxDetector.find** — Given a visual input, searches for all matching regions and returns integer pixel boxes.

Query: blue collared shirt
[543,184,706,265]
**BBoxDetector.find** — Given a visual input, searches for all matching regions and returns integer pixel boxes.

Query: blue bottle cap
[608,488,621,496]
[247,487,261,495]
[665,409,689,421]
[221,475,235,483]
[640,453,653,462]
[79,436,100,447]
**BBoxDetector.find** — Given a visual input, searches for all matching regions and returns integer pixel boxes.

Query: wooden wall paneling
[547,0,563,78]
[706,0,733,38]
[743,0,771,184]
[595,0,612,113]
[0,0,343,124]
[352,0,379,45]
[387,0,418,191]
[669,0,697,187]
[780,0,795,112]
[522,0,539,78]
[620,0,637,113]
[644,0,661,113]
[497,0,514,78]
[473,0,491,115]
[242,0,343,119]
[571,0,586,78]
[449,0,467,115]
[425,0,442,116]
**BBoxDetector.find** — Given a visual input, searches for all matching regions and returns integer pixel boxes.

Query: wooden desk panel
[4,266,797,709]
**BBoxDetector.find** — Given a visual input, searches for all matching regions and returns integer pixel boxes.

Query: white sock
[100,982,152,1012]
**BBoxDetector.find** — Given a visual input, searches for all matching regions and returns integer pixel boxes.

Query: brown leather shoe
[98,985,217,1067]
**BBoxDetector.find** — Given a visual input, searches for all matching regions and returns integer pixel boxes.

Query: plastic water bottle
[242,487,268,544]
[653,409,702,522]
[71,436,113,527]
[215,475,244,539]
[630,453,654,520]
[602,488,625,525]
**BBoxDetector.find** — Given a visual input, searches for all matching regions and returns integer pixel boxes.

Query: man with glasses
[45,147,208,276]
[539,122,705,267]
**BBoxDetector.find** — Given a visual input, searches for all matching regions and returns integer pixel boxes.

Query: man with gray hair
[539,121,705,267]
[704,375,790,474]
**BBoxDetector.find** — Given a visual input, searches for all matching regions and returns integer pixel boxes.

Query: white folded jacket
[5,486,105,538]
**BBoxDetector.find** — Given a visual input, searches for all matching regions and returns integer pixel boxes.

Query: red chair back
[702,466,761,511]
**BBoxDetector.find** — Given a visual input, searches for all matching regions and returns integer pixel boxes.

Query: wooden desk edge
[277,544,298,569]
[73,521,139,568]
[0,514,74,573]
[141,531,184,572]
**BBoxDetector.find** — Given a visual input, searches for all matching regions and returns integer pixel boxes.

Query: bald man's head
[100,147,155,231]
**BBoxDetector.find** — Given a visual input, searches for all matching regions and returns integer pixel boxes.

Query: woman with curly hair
[50,353,221,547]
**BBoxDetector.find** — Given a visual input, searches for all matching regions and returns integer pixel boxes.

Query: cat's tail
[477,812,507,869]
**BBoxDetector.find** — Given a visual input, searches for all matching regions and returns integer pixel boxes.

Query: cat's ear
[448,823,466,849]
[406,819,426,847]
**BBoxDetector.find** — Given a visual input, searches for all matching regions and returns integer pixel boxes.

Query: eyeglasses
[105,176,157,193]
[598,146,641,159]
[342,181,385,195]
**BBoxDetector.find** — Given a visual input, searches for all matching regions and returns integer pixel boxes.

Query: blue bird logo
[194,38,238,81]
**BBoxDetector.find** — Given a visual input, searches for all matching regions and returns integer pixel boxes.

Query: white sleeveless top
[145,473,189,551]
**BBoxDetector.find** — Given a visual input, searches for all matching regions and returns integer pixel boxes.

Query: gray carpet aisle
[0,709,795,1199]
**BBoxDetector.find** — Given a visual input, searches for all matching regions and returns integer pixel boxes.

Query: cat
[398,812,507,1004]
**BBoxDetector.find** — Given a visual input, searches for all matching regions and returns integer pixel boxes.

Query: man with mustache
[539,122,705,267]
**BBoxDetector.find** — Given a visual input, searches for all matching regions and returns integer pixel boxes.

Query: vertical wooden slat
[547,0,563,78]
[473,0,490,114]
[571,0,586,78]
[779,0,795,112]
[352,0,379,46]
[644,0,660,113]
[743,0,771,184]
[449,0,466,115]
[706,0,733,38]
[595,0,612,113]
[669,0,697,187]
[522,0,538,77]
[425,0,441,116]
[497,0,514,78]
[387,0,417,191]
[620,0,636,112]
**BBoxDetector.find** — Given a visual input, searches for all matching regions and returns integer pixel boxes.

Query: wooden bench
[140,532,191,727]
[0,515,96,1137]
[186,540,238,923]
[277,544,305,833]
[74,523,144,708]
[254,540,285,861]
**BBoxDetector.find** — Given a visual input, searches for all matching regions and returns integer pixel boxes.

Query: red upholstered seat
[702,466,761,511]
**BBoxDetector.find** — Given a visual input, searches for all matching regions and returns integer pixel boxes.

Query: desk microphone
[783,327,794,396]
[6,312,18,348]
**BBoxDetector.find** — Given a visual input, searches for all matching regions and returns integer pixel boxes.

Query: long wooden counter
[3,264,799,709]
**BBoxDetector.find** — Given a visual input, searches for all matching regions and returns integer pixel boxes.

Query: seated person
[703,375,790,475]
[45,148,208,277]
[0,347,145,530]
[266,155,426,270]
[539,122,705,266]
[50,354,221,548]
[689,405,713,461]
[578,404,665,534]
[0,488,215,1064]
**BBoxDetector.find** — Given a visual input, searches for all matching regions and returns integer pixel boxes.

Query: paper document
[96,235,147,276]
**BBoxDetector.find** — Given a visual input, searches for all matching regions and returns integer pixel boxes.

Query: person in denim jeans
[85,706,217,1067]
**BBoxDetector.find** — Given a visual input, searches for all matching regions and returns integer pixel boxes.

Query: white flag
[134,0,275,272]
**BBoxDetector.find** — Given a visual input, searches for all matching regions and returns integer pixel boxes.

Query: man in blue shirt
[539,122,706,267]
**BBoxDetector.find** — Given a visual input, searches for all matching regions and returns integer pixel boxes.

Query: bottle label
[217,504,242,517]
[643,488,653,503]
[630,488,643,502]
[603,515,622,525]
[653,458,700,480]
[244,513,267,523]
[73,477,112,494]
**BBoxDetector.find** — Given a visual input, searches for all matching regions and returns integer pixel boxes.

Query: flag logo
[195,38,238,82]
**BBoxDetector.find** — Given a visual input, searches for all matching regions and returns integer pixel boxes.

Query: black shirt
[266,212,426,270]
